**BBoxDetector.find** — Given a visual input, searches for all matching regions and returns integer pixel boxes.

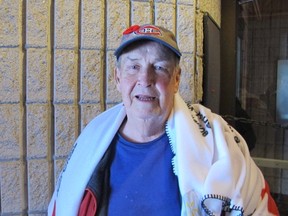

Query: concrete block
[54,158,66,184]
[179,53,195,103]
[155,3,176,32]
[0,48,21,103]
[0,104,22,160]
[80,103,102,130]
[195,12,204,56]
[177,0,194,5]
[0,161,24,213]
[197,0,221,27]
[54,49,78,103]
[131,1,153,25]
[177,4,195,53]
[80,50,103,103]
[0,0,21,46]
[106,103,120,110]
[155,0,175,3]
[26,0,49,47]
[27,159,50,211]
[54,104,78,157]
[106,51,121,104]
[26,48,50,103]
[81,0,105,49]
[106,0,130,50]
[195,55,203,102]
[54,0,78,48]
[26,104,51,158]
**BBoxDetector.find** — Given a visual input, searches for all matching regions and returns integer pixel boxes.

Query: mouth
[135,95,156,101]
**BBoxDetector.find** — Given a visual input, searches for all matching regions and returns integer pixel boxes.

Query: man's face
[115,41,181,123]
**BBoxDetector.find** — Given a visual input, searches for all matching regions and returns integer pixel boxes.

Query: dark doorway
[221,0,288,214]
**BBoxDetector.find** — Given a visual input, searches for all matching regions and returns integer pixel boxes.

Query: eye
[154,65,163,70]
[131,65,140,70]
[125,64,140,74]
[154,65,169,74]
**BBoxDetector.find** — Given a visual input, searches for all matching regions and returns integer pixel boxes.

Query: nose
[137,67,155,87]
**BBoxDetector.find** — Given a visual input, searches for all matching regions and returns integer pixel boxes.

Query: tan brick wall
[0,0,220,214]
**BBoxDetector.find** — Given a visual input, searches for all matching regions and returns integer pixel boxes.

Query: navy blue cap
[114,24,181,59]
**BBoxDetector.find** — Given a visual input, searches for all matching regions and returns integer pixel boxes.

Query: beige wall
[0,0,220,214]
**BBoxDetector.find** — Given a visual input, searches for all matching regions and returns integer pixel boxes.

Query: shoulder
[186,103,225,130]
[86,103,124,127]
[78,103,126,139]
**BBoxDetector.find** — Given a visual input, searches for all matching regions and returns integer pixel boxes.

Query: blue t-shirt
[108,133,181,216]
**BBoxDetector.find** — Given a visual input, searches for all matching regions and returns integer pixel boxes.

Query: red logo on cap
[123,25,141,35]
[136,25,162,36]
[122,25,162,36]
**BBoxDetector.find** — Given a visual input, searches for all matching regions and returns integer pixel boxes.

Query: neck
[119,117,166,143]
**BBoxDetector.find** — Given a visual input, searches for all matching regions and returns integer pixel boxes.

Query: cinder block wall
[0,0,220,215]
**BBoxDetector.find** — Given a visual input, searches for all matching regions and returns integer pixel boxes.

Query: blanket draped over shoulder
[48,93,279,216]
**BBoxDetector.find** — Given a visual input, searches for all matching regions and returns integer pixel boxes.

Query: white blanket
[48,93,277,216]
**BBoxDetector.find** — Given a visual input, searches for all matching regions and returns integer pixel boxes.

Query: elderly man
[48,24,279,216]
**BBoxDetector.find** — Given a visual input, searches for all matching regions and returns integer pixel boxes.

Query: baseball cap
[114,24,182,59]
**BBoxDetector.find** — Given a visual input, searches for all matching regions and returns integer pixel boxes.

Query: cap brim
[114,36,182,59]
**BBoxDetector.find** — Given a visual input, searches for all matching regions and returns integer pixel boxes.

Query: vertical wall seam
[102,0,107,111]
[175,0,178,38]
[194,0,198,102]
[48,0,56,196]
[77,0,82,134]
[22,1,28,215]
[129,0,132,25]
[152,0,155,24]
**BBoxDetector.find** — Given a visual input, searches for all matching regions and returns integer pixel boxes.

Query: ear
[174,67,181,93]
[114,67,121,92]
